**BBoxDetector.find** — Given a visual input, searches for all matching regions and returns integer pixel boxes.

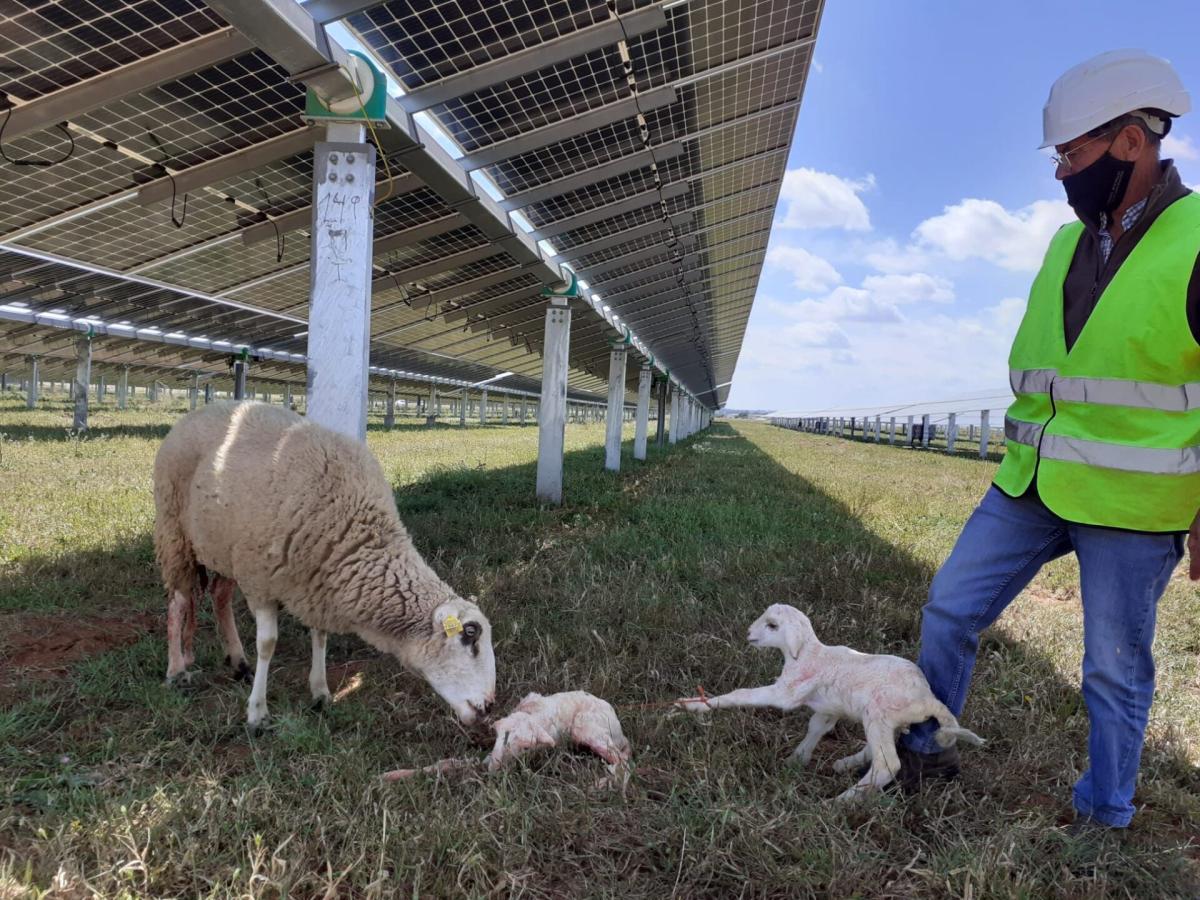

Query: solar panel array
[0,0,821,408]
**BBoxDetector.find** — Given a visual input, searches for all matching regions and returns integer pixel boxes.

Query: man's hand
[1190,509,1200,580]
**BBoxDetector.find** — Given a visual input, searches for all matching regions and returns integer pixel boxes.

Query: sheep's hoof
[227,656,252,684]
[165,669,202,690]
[246,716,274,737]
[310,694,332,713]
[786,751,810,768]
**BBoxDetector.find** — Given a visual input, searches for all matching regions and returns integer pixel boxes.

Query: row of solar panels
[0,0,821,408]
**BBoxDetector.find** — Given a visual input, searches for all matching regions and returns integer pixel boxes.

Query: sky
[725,0,1200,415]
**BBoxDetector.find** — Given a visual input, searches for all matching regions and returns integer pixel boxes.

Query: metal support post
[980,409,992,458]
[480,388,488,424]
[204,382,214,405]
[306,124,376,442]
[946,413,957,454]
[189,373,199,410]
[459,389,468,426]
[233,360,247,400]
[72,334,91,431]
[536,301,571,504]
[604,344,627,471]
[502,395,510,425]
[921,414,931,448]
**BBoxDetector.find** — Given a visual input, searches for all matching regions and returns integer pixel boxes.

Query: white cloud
[1163,133,1199,161]
[777,168,874,231]
[860,272,954,305]
[913,198,1074,272]
[764,245,843,293]
[861,238,933,274]
[790,287,904,323]
[811,60,825,75]
[782,321,850,348]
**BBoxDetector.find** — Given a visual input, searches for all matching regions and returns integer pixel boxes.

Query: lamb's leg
[832,744,871,774]
[212,577,250,682]
[788,713,838,767]
[246,605,278,731]
[676,683,792,713]
[165,589,195,685]
[309,629,330,709]
[836,721,900,802]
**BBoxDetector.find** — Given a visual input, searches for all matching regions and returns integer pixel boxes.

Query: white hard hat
[1040,49,1190,148]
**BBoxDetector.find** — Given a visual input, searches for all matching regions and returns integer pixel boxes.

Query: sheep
[676,604,982,802]
[153,401,496,729]
[382,691,633,788]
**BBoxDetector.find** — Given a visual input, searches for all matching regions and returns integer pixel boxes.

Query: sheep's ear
[461,621,481,646]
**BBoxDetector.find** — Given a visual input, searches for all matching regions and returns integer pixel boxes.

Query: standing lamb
[676,604,982,801]
[153,401,495,728]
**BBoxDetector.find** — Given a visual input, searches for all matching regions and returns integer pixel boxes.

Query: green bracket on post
[304,51,389,125]
[541,272,581,301]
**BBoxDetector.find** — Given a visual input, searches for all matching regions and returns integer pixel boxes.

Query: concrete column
[233,360,247,400]
[26,356,39,409]
[921,414,931,448]
[283,383,292,410]
[668,387,679,444]
[655,379,667,446]
[634,366,651,461]
[72,335,91,431]
[604,345,627,472]
[502,395,510,425]
[203,382,214,405]
[95,374,105,403]
[459,390,468,427]
[480,389,488,425]
[889,416,896,445]
[536,302,571,504]
[980,409,992,458]
[305,125,376,442]
[116,367,129,410]
[0,372,6,391]
[429,385,438,420]
[946,413,957,454]
[384,380,396,428]
[189,373,199,410]
[520,397,528,424]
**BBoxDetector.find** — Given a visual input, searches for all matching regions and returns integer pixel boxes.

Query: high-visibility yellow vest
[993,192,1200,532]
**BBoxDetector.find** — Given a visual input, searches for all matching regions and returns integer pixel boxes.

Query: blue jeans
[902,486,1184,827]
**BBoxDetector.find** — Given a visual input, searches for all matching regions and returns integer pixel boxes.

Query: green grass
[1,393,1198,898]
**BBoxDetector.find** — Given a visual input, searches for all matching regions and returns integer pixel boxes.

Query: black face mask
[1062,139,1135,225]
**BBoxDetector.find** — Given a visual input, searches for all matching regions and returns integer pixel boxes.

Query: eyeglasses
[1049,129,1118,173]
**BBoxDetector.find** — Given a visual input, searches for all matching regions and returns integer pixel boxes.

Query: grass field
[1,395,1198,898]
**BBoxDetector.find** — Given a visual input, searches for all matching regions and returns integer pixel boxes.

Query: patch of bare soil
[1022,584,1079,604]
[0,611,159,678]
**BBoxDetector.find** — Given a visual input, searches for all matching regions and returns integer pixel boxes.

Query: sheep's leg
[832,744,871,774]
[212,577,250,682]
[246,605,278,731]
[836,721,900,802]
[309,629,331,709]
[181,583,199,668]
[788,713,838,767]
[164,589,197,686]
[676,683,792,713]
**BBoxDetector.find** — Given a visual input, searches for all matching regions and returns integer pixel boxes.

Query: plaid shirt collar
[1098,198,1149,264]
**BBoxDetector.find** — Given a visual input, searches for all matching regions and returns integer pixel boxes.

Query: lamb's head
[408,597,496,725]
[747,604,816,659]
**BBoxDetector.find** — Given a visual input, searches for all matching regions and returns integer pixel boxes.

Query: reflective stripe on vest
[1010,368,1200,412]
[1005,415,1200,475]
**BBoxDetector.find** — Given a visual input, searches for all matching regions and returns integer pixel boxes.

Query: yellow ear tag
[442,614,464,638]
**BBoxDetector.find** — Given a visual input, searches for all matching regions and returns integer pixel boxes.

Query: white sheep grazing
[153,401,496,729]
[676,604,982,802]
[382,691,633,787]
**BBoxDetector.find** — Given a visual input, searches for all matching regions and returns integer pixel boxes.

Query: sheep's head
[747,604,816,659]
[412,597,496,725]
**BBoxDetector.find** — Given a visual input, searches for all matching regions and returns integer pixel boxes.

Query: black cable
[0,97,75,168]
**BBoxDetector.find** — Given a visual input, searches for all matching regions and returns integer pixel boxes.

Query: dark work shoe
[857,743,962,793]
[1066,815,1126,842]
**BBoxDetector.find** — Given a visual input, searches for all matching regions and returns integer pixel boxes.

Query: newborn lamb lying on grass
[677,604,982,802]
[383,691,633,788]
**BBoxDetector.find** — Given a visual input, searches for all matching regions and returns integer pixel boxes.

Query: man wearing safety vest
[896,50,1199,834]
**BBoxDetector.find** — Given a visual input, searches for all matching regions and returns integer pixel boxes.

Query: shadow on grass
[1,420,1196,895]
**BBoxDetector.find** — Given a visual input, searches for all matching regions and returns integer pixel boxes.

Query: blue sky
[726,0,1200,413]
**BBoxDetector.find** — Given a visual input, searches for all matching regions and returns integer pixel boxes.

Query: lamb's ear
[785,625,805,660]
